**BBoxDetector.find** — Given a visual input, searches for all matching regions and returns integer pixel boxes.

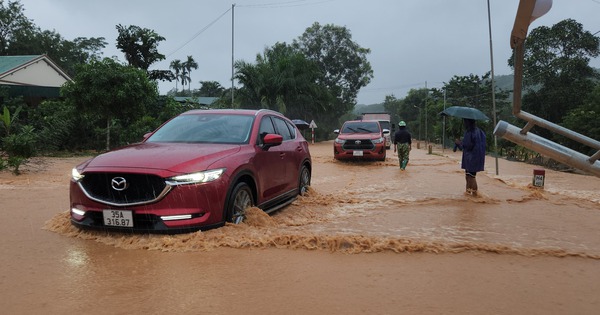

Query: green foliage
[61,57,158,149]
[197,81,226,97]
[293,22,373,108]
[509,19,600,133]
[562,84,600,155]
[170,59,183,92]
[234,22,373,141]
[116,24,165,70]
[29,100,77,151]
[0,104,21,136]
[0,0,34,54]
[235,42,332,119]
[2,125,36,174]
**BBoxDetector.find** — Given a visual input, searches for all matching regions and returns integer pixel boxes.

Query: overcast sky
[17,0,600,105]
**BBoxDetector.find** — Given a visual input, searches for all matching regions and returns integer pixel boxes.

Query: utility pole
[425,81,428,144]
[231,3,235,106]
[487,0,499,175]
[443,87,446,152]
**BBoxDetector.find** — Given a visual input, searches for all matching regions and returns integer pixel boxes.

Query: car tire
[298,164,311,196]
[226,182,254,224]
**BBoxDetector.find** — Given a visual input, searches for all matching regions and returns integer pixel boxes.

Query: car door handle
[279,153,286,158]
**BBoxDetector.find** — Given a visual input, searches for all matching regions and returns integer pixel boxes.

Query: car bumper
[333,144,386,160]
[69,179,228,233]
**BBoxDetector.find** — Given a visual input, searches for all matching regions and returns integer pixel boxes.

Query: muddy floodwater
[2,141,600,314]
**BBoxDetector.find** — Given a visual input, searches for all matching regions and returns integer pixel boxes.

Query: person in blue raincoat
[461,118,486,196]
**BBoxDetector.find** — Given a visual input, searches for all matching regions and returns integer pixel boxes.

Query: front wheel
[226,182,254,224]
[298,165,311,196]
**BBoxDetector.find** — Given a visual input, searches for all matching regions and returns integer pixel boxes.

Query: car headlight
[372,137,384,144]
[334,138,345,144]
[166,168,225,185]
[71,168,84,181]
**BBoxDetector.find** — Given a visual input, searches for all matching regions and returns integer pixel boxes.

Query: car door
[271,116,299,193]
[253,115,287,202]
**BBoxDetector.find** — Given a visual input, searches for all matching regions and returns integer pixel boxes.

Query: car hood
[81,142,241,174]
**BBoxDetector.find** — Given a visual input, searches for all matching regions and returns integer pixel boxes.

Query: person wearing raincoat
[461,118,486,195]
[393,121,412,170]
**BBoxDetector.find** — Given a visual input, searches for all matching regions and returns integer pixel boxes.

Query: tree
[197,81,225,97]
[562,84,600,155]
[61,58,158,150]
[116,24,172,81]
[170,59,182,92]
[293,22,374,109]
[0,0,33,54]
[235,42,332,120]
[182,55,198,94]
[508,19,600,126]
[382,95,403,126]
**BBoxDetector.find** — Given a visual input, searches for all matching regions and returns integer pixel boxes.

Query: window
[258,116,276,144]
[273,117,292,141]
[285,120,297,139]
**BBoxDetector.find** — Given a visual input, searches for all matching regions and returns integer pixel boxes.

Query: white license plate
[102,210,134,227]
[353,150,364,156]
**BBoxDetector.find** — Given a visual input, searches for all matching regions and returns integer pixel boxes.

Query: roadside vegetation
[0,0,598,174]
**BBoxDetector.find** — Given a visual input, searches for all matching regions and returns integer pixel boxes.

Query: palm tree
[182,55,198,94]
[169,59,182,92]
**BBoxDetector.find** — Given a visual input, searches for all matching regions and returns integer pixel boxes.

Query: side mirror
[333,129,340,134]
[143,132,153,141]
[382,129,390,135]
[262,133,283,150]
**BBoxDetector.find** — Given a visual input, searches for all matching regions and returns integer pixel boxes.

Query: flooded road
[2,141,600,314]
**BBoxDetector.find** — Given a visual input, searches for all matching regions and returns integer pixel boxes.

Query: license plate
[353,150,364,156]
[103,210,134,227]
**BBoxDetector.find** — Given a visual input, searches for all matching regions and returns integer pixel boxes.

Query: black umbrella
[292,119,310,130]
[440,106,490,121]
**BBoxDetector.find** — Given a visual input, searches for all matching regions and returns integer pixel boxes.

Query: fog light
[71,208,85,216]
[71,208,86,220]
[161,214,193,221]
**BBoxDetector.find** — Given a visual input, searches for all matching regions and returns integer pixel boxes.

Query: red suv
[70,109,312,233]
[333,120,386,161]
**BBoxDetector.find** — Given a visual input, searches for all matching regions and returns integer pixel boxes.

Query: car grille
[342,139,375,150]
[79,172,170,206]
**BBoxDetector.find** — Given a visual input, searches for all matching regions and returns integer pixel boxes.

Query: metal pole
[443,88,446,152]
[425,81,428,145]
[231,3,235,106]
[487,0,499,175]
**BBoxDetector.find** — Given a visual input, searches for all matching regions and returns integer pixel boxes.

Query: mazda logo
[355,140,362,145]
[111,177,129,191]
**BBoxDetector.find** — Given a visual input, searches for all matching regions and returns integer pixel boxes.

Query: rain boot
[401,159,408,170]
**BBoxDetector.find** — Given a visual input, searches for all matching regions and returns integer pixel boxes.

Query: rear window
[341,122,380,134]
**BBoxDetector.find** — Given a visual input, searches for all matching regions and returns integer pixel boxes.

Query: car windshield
[341,122,380,134]
[147,113,254,144]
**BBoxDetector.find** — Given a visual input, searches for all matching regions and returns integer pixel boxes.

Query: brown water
[2,141,600,314]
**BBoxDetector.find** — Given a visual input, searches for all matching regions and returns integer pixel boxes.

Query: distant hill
[493,74,514,91]
[353,67,598,109]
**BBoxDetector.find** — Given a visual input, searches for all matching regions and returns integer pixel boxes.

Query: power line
[165,7,232,58]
